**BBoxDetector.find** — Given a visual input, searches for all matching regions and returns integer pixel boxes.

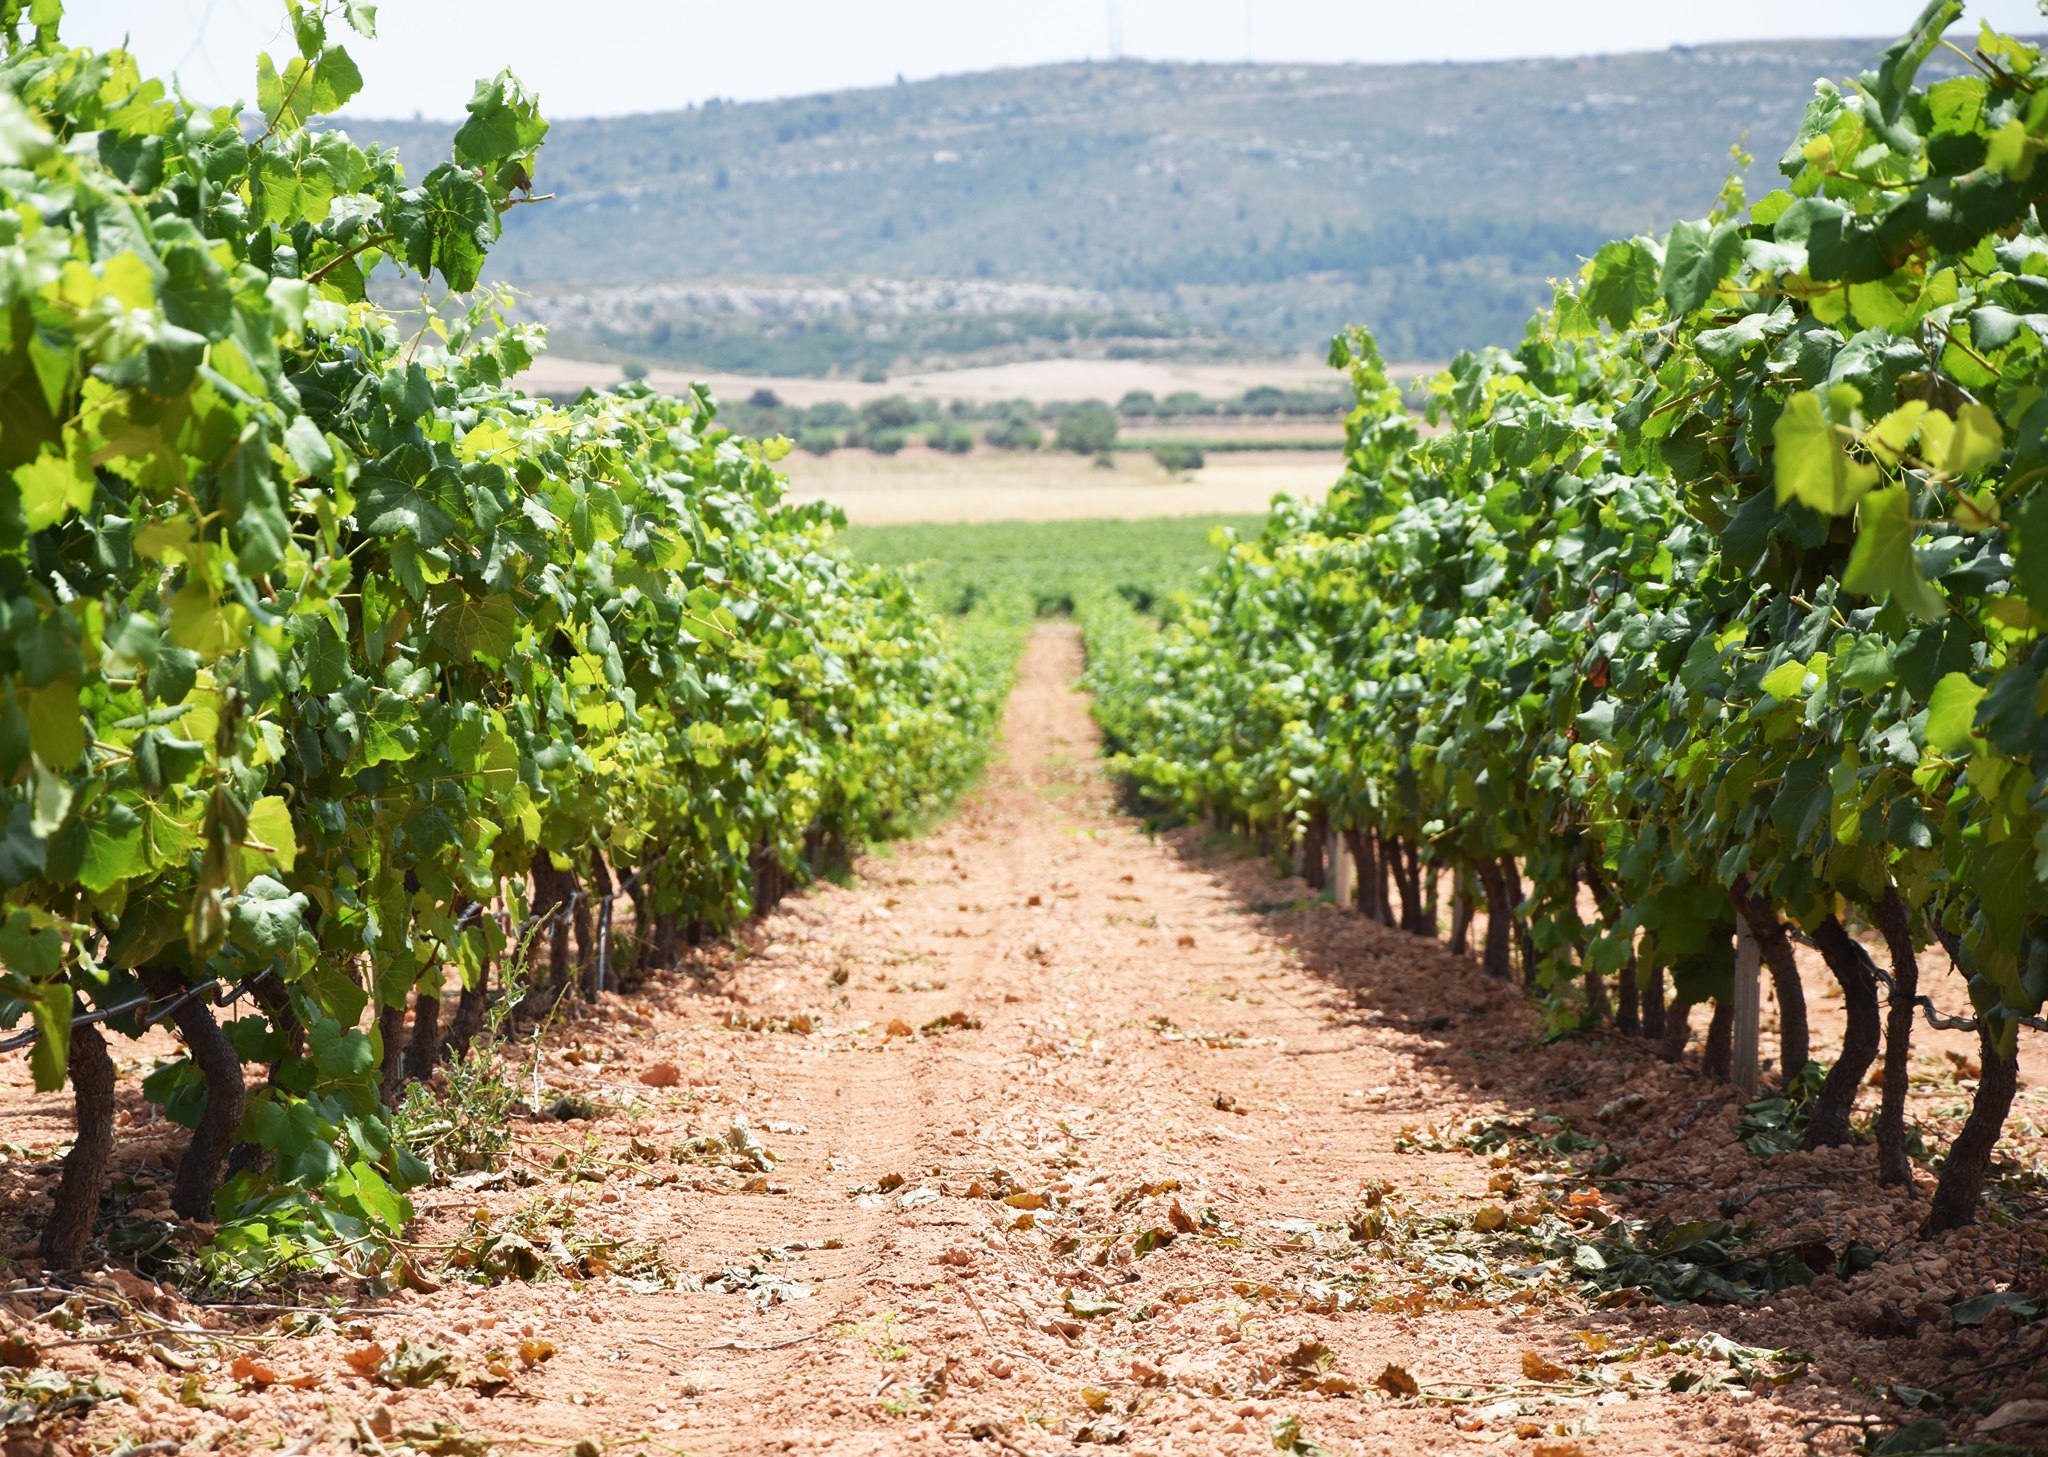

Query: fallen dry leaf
[1980,1400,2048,1435]
[1176,934,1196,948]
[638,1062,680,1088]
[0,1335,38,1368]
[1521,1351,1572,1383]
[886,1018,915,1038]
[344,1344,388,1378]
[1473,1206,1509,1232]
[1374,1363,1419,1398]
[229,1355,277,1388]
[1533,1444,1589,1457]
[518,1338,555,1368]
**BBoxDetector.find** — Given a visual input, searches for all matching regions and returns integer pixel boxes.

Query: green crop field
[840,516,1258,623]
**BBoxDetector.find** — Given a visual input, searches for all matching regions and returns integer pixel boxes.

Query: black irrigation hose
[5,851,682,1057]
[1783,928,2048,1038]
[0,971,267,1055]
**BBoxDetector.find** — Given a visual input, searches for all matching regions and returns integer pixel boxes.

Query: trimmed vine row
[0,0,1004,1280]
[1095,2,2047,1235]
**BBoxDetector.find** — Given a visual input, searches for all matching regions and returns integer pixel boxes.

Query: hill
[348,39,1984,374]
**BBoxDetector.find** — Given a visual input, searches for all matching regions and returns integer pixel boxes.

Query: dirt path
[29,626,2048,1455]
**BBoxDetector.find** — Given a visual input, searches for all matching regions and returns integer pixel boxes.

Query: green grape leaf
[452,70,548,168]
[230,876,310,954]
[429,593,519,664]
[1923,672,1986,754]
[1774,391,1879,514]
[1661,219,1742,316]
[1582,238,1662,331]
[1842,485,1947,619]
[243,796,298,874]
[389,164,496,293]
[24,678,83,768]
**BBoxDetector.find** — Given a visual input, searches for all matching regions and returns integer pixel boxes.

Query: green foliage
[1149,442,1206,474]
[983,412,1044,451]
[1105,0,2048,1100]
[0,0,999,1279]
[1055,402,1120,455]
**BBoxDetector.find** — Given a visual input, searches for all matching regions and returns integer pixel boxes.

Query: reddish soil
[0,625,2043,1456]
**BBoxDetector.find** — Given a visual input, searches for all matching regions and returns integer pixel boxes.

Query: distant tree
[748,387,783,408]
[864,428,909,456]
[859,395,922,433]
[985,412,1043,451]
[858,363,890,384]
[1118,389,1159,416]
[621,361,649,381]
[1055,401,1120,455]
[928,422,975,455]
[798,428,840,456]
[1150,442,1205,475]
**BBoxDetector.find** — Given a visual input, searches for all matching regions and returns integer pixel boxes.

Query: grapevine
[1098,1,2048,1235]
[0,0,1003,1278]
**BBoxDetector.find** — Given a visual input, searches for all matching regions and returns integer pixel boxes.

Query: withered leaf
[1373,1363,1419,1398]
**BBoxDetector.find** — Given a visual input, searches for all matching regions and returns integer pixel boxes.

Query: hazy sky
[72,0,2048,119]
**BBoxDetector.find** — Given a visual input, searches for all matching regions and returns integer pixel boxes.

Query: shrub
[864,428,909,455]
[859,395,922,432]
[928,423,975,455]
[1150,442,1206,474]
[798,428,841,455]
[1055,401,1120,455]
[985,413,1044,451]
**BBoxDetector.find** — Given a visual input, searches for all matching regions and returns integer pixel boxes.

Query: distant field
[517,354,1364,409]
[784,447,1339,526]
[841,516,1258,621]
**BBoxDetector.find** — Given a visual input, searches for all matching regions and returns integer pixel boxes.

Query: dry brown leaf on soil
[518,1338,555,1367]
[1473,1205,1509,1232]
[1176,935,1196,948]
[1373,1363,1419,1398]
[344,1344,388,1377]
[230,1354,322,1390]
[0,1335,38,1367]
[886,1019,915,1038]
[1980,1400,2048,1435]
[638,1062,681,1088]
[1521,1351,1573,1382]
[1533,1444,1589,1457]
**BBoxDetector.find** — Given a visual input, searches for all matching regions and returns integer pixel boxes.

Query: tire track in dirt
[76,624,2028,1456]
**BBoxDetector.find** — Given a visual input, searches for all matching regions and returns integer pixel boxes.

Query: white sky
[69,0,2048,119]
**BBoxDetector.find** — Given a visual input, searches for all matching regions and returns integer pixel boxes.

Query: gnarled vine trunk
[138,967,244,1220]
[1658,997,1694,1063]
[1472,858,1514,981]
[1872,887,1920,1187]
[1921,1021,2019,1235]
[520,850,576,1018]
[1701,999,1733,1081]
[41,1016,115,1269]
[1802,915,1881,1150]
[1729,874,1810,1083]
